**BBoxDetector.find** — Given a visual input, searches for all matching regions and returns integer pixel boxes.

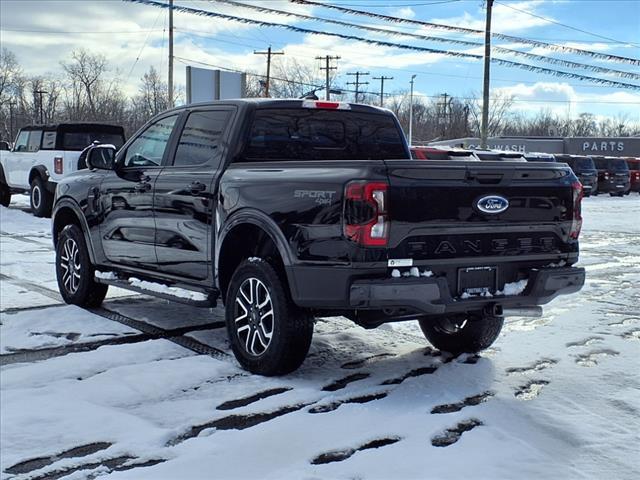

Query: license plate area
[458,266,497,296]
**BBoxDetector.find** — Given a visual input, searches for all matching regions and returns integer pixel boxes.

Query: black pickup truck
[51,99,585,375]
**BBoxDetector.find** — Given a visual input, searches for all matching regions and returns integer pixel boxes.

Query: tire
[418,312,504,355]
[30,176,53,217]
[0,183,10,207]
[55,224,108,307]
[225,258,313,376]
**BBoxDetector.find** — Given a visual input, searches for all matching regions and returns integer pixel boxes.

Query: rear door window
[240,108,407,161]
[172,110,232,168]
[42,131,57,150]
[27,130,42,152]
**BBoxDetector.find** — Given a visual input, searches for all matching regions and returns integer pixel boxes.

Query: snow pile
[95,271,118,280]
[390,268,433,278]
[128,278,208,302]
[497,279,529,296]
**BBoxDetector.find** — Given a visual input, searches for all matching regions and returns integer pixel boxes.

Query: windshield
[575,157,595,169]
[241,108,408,161]
[610,158,629,171]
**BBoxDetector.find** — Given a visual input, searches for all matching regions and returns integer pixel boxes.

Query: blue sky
[1,0,639,121]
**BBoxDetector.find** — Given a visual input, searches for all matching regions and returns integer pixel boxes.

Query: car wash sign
[566,137,640,156]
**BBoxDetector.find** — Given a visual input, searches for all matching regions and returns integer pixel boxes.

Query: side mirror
[86,144,116,170]
[0,141,9,151]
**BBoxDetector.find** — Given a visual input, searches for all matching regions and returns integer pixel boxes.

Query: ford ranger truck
[51,99,585,376]
[0,123,125,216]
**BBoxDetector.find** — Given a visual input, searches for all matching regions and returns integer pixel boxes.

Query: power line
[174,27,629,89]
[175,54,640,104]
[124,0,640,91]
[495,1,640,48]
[290,0,640,65]
[207,0,640,81]
[207,0,640,80]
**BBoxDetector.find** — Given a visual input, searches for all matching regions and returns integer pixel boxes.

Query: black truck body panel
[52,99,584,321]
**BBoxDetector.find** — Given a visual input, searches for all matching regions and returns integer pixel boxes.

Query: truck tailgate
[384,160,578,262]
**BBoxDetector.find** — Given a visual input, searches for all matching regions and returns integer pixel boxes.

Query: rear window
[62,131,125,151]
[593,157,628,171]
[573,157,595,169]
[240,108,408,161]
[626,159,640,170]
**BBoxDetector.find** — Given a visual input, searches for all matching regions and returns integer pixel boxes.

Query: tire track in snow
[216,388,292,410]
[321,372,370,392]
[431,419,482,447]
[309,391,389,414]
[514,380,549,400]
[430,392,494,414]
[4,442,112,475]
[310,437,401,465]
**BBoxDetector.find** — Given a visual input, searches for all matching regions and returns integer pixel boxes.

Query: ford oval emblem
[476,195,509,214]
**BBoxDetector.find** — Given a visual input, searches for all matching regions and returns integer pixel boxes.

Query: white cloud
[394,7,416,20]
[493,81,640,121]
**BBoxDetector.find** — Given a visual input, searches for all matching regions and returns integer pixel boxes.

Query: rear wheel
[55,225,108,307]
[0,183,10,207]
[30,176,53,217]
[225,258,313,376]
[418,312,503,355]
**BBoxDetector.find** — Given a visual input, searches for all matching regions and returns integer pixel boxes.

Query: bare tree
[61,49,108,120]
[468,91,514,138]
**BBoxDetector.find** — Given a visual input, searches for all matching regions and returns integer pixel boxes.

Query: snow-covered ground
[1,193,639,480]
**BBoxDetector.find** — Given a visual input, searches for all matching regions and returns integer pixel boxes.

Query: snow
[497,279,529,296]
[128,278,209,302]
[1,195,640,480]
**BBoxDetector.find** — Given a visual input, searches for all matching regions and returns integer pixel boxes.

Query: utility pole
[346,71,369,103]
[409,74,416,145]
[316,55,340,100]
[34,90,48,124]
[437,93,452,138]
[168,0,174,107]
[373,76,393,107]
[254,46,284,97]
[8,101,16,141]
[480,0,494,149]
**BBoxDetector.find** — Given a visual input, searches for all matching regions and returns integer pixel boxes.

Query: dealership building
[429,136,640,157]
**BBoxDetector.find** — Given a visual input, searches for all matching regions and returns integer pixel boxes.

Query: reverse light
[54,156,63,175]
[302,100,351,110]
[343,181,389,247]
[570,180,583,240]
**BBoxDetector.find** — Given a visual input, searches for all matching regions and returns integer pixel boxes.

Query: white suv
[0,123,125,216]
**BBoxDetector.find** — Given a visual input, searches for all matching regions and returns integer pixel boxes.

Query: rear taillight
[570,181,583,240]
[344,181,389,247]
[54,156,63,175]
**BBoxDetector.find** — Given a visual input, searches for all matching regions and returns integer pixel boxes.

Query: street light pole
[34,90,48,124]
[409,74,416,146]
[480,0,494,149]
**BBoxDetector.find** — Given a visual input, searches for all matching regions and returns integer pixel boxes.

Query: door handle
[134,182,151,192]
[189,182,206,195]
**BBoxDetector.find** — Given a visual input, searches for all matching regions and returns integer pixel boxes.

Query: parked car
[554,154,598,197]
[474,150,527,162]
[411,146,478,161]
[624,157,640,194]
[0,123,125,216]
[524,152,556,162]
[590,155,630,196]
[52,99,585,375]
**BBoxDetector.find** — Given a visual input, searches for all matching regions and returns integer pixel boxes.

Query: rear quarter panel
[218,160,388,265]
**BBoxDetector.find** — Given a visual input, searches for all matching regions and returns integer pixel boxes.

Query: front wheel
[0,183,10,207]
[225,258,313,376]
[30,176,53,217]
[55,225,109,307]
[418,313,504,355]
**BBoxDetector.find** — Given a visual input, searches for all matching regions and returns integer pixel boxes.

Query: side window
[42,131,57,150]
[13,131,29,152]
[27,130,42,152]
[173,110,231,168]
[124,115,178,168]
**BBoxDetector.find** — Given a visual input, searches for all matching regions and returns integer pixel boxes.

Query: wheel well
[218,224,287,302]
[52,207,82,247]
[28,168,43,185]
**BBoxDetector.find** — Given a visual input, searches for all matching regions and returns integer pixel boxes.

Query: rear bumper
[348,266,585,315]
